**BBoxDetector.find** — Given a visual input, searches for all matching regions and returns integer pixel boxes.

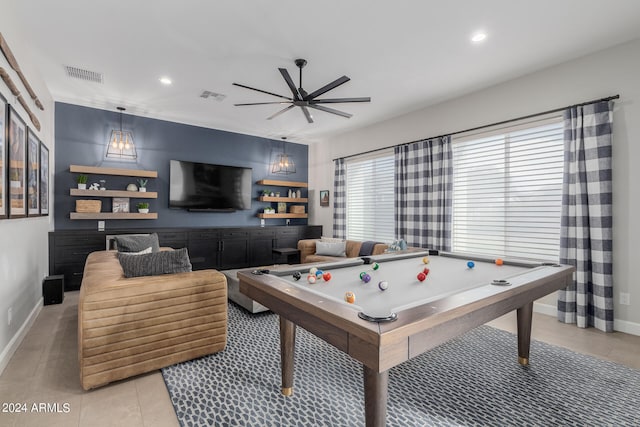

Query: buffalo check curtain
[394,136,453,250]
[332,158,347,239]
[558,100,614,332]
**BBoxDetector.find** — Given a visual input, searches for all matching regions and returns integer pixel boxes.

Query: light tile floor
[1,291,638,426]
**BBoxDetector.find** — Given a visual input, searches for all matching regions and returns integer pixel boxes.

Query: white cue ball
[378,281,388,291]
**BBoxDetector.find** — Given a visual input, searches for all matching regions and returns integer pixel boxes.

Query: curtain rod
[333,94,620,161]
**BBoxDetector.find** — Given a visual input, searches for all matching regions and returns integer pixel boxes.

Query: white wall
[310,38,640,334]
[0,1,55,372]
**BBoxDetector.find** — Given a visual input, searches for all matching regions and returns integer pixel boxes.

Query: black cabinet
[218,229,249,269]
[249,228,276,266]
[48,233,105,291]
[188,230,219,270]
[49,225,323,290]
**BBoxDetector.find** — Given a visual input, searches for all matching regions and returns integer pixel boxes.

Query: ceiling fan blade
[308,104,353,119]
[233,83,292,101]
[278,68,301,100]
[311,97,371,104]
[305,75,350,100]
[267,104,295,120]
[234,101,291,106]
[301,106,314,123]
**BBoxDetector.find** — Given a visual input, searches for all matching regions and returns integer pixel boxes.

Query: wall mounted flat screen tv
[169,160,252,211]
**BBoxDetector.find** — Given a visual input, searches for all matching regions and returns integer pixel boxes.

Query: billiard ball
[467,261,475,269]
[495,258,504,266]
[359,272,367,280]
[344,291,355,304]
[307,275,317,284]
[422,256,430,264]
[315,269,324,277]
[309,267,318,275]
[417,272,426,282]
[292,271,301,281]
[322,272,332,281]
[378,281,388,291]
[423,268,430,276]
[362,273,371,283]
[372,262,380,271]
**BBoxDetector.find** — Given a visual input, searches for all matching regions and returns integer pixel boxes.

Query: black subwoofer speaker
[43,275,65,305]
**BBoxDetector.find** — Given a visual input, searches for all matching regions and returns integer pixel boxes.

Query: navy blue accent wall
[54,102,308,230]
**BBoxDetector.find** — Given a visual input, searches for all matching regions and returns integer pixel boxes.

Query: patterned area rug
[162,303,640,426]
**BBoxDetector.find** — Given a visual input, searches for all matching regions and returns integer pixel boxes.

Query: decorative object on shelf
[264,207,275,214]
[112,197,130,213]
[289,205,305,214]
[7,105,26,218]
[75,200,101,213]
[320,190,330,207]
[288,189,292,198]
[271,137,296,175]
[126,183,138,192]
[262,189,271,196]
[76,174,88,190]
[99,179,106,190]
[277,202,287,213]
[136,202,149,214]
[88,183,99,190]
[296,189,301,198]
[137,178,148,192]
[106,106,137,160]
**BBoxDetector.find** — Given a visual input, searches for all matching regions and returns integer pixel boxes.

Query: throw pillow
[128,247,153,255]
[118,248,192,278]
[315,240,346,257]
[115,233,160,253]
[321,236,345,243]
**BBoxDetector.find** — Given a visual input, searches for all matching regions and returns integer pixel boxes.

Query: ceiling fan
[233,58,371,123]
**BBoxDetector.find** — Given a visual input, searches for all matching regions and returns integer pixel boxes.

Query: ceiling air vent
[64,65,104,83]
[200,90,226,101]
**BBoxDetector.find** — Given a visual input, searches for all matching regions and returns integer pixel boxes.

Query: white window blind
[345,151,395,242]
[452,117,564,262]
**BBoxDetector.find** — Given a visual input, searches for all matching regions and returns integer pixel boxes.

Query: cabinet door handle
[72,272,83,276]
[220,241,224,251]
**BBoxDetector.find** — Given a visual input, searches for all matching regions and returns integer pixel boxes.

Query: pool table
[238,251,574,427]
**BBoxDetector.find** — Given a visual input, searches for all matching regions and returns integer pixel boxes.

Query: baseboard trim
[0,298,43,375]
[534,301,640,336]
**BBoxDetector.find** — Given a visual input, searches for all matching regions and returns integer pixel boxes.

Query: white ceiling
[12,0,640,143]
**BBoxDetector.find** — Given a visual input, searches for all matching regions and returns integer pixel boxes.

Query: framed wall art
[8,105,26,218]
[39,141,49,216]
[0,92,7,219]
[27,128,40,216]
[319,190,330,207]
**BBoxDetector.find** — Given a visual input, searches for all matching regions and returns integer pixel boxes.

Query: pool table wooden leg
[279,316,296,396]
[516,301,533,366]
[363,366,388,427]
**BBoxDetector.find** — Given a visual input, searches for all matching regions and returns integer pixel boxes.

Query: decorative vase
[139,187,147,192]
[138,208,149,214]
[77,183,87,190]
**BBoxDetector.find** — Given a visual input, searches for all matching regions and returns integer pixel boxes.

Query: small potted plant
[76,174,88,190]
[137,179,148,192]
[136,202,149,214]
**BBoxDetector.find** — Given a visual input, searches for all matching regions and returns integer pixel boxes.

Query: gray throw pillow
[315,240,346,257]
[118,248,192,278]
[115,233,160,253]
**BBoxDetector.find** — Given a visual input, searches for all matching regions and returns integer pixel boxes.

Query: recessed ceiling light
[159,77,172,85]
[471,32,487,43]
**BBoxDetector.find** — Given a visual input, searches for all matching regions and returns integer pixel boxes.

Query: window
[452,116,564,261]
[345,151,395,242]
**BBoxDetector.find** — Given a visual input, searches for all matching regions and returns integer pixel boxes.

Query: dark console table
[49,225,321,291]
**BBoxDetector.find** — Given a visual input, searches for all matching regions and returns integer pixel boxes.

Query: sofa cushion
[315,240,346,257]
[118,247,192,278]
[115,233,160,253]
